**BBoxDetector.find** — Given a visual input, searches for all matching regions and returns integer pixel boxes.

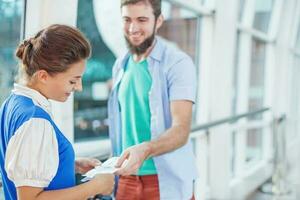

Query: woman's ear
[35,70,50,84]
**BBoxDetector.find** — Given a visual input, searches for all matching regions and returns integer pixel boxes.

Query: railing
[191,108,270,133]
[190,108,275,199]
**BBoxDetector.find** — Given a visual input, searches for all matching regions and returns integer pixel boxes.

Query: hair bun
[15,39,33,60]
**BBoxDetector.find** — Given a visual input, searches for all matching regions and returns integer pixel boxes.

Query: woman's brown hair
[16,24,91,80]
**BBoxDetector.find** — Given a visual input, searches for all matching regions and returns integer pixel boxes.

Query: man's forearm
[147,124,190,158]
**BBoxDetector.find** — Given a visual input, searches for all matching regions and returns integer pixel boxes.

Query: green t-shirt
[118,56,157,175]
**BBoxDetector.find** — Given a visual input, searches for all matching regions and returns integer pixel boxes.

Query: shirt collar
[12,83,52,113]
[147,37,164,62]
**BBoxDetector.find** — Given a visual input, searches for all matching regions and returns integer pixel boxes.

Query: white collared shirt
[4,84,59,188]
[12,83,52,115]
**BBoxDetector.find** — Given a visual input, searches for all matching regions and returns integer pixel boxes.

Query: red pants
[116,175,159,200]
[116,175,195,200]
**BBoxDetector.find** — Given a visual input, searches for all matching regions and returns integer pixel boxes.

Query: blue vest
[0,94,75,200]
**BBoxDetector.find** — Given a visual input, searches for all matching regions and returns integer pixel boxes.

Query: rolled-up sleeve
[5,118,59,188]
[167,56,197,103]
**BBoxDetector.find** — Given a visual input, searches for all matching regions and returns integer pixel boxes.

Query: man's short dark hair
[121,0,161,19]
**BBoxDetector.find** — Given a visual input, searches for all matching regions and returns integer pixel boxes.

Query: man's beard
[125,28,156,56]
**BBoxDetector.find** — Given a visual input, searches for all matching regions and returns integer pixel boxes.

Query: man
[108,0,197,199]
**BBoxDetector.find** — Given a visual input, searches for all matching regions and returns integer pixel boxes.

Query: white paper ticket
[81,157,120,182]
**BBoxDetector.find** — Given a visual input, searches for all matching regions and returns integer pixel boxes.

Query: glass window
[200,0,215,6]
[159,1,200,63]
[253,0,274,33]
[159,1,201,121]
[0,0,24,197]
[200,0,207,5]
[232,32,241,115]
[289,57,300,139]
[246,128,263,164]
[75,0,116,142]
[231,33,241,177]
[238,0,245,21]
[246,38,266,164]
[0,0,24,105]
[296,23,300,50]
[248,39,265,113]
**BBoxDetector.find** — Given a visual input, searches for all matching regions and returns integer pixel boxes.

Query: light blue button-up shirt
[108,37,198,200]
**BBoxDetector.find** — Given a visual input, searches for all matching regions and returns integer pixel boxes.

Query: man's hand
[114,100,192,176]
[75,157,101,174]
[115,142,152,175]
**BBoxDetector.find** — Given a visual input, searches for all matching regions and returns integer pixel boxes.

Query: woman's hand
[92,174,115,196]
[75,157,101,174]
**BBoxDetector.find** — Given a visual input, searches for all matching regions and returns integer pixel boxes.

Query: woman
[0,24,114,200]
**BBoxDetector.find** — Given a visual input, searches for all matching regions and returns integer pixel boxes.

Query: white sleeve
[5,118,59,188]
